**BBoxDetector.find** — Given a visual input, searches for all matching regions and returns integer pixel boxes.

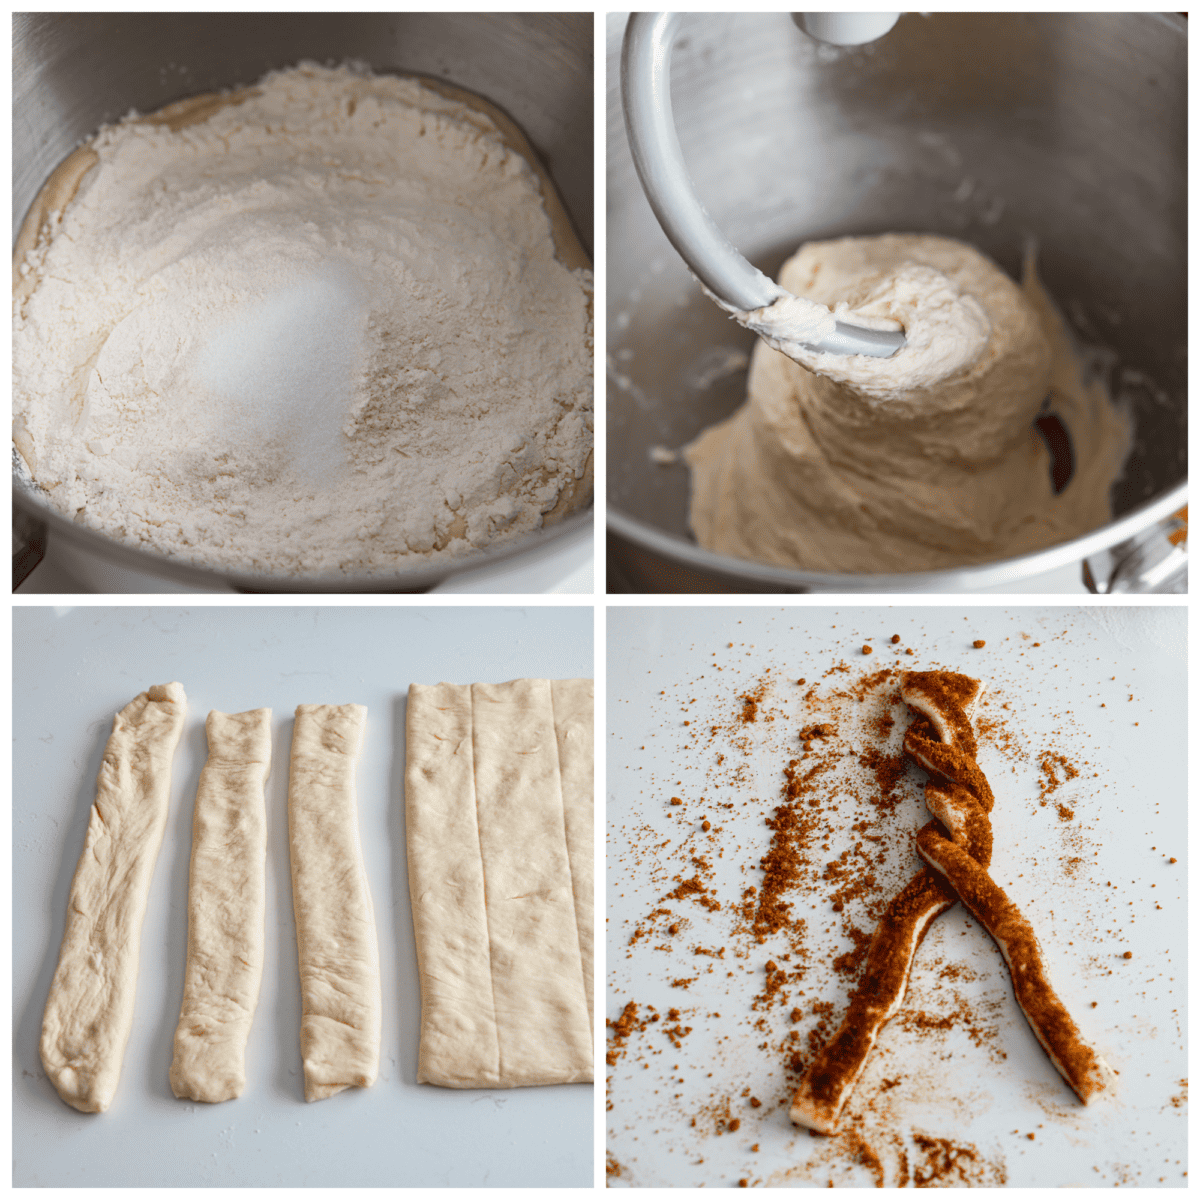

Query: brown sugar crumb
[857,746,907,813]
[606,1000,651,1065]
[728,1118,741,1131]
[749,1096,762,1108]
[740,690,762,723]
[798,722,836,742]
[844,1130,885,1188]
[738,1180,748,1188]
[905,647,915,656]
[749,756,830,943]
[1123,951,1132,959]
[862,644,873,655]
[1026,1132,1035,1141]
[1038,751,1079,804]
[670,796,683,806]
[831,924,872,977]
[911,1134,1001,1187]
[668,923,679,935]
[891,634,900,644]
[973,639,986,649]
[702,820,712,832]
[665,872,721,912]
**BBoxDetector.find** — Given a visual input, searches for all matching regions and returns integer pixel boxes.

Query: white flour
[13,63,593,577]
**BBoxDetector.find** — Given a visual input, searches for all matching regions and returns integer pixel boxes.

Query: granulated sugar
[192,263,365,488]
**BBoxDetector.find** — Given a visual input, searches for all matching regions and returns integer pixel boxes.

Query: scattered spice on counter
[911,1134,1005,1186]
[607,629,1166,1187]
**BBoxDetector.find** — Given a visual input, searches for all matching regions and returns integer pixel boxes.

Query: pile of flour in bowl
[12,63,593,577]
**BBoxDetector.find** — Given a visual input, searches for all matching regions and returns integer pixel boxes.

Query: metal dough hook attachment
[621,12,906,359]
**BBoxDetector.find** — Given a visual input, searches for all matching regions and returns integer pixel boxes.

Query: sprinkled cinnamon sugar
[608,620,1178,1187]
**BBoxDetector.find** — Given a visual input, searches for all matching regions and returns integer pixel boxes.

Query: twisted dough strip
[792,670,1113,1134]
[907,675,1113,1102]
[790,671,991,1133]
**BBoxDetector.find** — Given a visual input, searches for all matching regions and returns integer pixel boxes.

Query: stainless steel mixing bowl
[13,12,593,592]
[607,12,1186,593]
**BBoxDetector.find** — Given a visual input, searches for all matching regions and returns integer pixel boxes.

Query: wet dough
[686,234,1129,572]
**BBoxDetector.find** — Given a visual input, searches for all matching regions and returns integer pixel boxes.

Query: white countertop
[14,605,594,1187]
[606,605,1185,1187]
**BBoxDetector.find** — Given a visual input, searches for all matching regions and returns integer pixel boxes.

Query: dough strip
[916,827,1113,1103]
[551,678,595,1028]
[40,682,187,1113]
[169,708,271,1103]
[288,704,381,1101]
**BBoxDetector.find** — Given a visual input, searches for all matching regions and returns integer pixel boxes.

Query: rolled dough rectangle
[170,708,271,1103]
[40,681,187,1113]
[405,678,594,1088]
[288,703,381,1102]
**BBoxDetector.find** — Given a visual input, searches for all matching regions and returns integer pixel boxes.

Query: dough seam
[469,684,505,1081]
[548,684,591,1023]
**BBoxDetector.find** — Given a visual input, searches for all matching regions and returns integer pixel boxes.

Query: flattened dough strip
[40,681,187,1113]
[170,708,271,1103]
[288,704,381,1101]
[405,678,594,1088]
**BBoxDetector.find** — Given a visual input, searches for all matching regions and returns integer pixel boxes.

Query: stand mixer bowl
[607,12,1185,592]
[14,12,593,593]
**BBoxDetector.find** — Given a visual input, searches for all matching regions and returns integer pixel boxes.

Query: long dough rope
[791,670,1111,1134]
[40,682,187,1113]
[789,671,991,1133]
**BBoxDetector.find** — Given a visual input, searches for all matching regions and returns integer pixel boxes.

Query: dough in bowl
[685,234,1129,573]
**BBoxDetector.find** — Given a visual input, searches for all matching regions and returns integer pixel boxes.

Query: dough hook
[621,12,906,359]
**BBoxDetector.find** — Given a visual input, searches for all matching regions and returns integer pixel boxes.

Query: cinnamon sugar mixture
[607,621,1180,1187]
